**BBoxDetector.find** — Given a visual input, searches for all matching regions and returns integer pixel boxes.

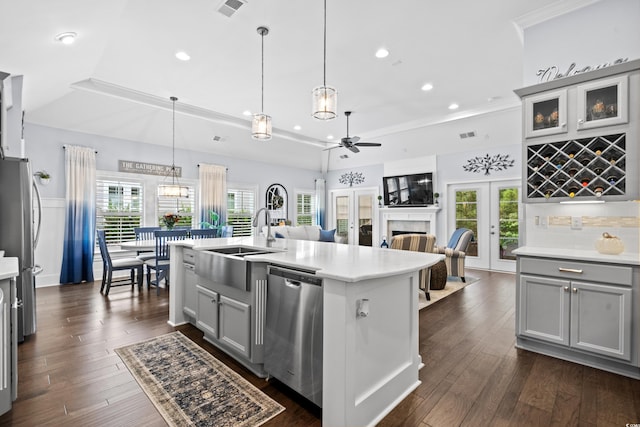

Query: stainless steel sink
[196,246,280,291]
[206,246,265,255]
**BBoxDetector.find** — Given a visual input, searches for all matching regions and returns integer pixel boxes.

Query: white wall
[523,0,640,86]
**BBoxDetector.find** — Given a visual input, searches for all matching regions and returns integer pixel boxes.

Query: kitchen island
[168,237,443,427]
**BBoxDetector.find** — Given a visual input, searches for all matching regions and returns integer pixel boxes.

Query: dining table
[120,239,158,252]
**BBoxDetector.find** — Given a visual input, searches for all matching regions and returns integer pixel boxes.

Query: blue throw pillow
[319,229,336,242]
[275,232,285,239]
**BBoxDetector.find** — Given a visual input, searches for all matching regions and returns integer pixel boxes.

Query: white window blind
[227,187,256,236]
[295,192,316,226]
[158,187,196,228]
[96,178,143,244]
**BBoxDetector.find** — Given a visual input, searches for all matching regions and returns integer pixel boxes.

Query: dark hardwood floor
[1,269,639,426]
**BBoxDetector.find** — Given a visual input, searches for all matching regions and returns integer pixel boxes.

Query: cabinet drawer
[520,257,632,286]
[184,248,196,265]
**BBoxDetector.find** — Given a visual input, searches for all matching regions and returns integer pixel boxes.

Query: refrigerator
[0,156,40,342]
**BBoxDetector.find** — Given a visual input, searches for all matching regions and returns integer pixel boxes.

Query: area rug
[418,276,478,310]
[115,331,285,427]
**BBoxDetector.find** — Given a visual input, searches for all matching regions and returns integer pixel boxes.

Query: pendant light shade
[158,96,189,198]
[312,0,337,120]
[252,26,272,140]
[312,85,337,120]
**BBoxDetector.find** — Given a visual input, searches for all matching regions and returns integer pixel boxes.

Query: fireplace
[380,207,439,241]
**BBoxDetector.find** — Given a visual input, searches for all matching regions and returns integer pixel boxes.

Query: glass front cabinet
[516,60,640,203]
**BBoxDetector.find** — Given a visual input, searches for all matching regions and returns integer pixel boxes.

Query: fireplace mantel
[379,206,440,241]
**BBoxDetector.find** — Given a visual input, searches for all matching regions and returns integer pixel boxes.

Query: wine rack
[526,133,626,200]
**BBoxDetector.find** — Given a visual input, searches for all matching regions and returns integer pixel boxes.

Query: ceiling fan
[326,111,382,153]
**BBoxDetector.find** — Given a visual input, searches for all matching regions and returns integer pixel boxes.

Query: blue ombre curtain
[315,178,326,228]
[198,164,227,226]
[60,145,96,284]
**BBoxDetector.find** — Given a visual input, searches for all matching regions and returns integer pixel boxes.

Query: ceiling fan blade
[347,145,360,153]
[350,136,360,144]
[354,142,382,147]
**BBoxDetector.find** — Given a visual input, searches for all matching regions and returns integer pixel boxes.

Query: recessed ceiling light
[55,32,77,45]
[242,110,252,116]
[448,103,459,110]
[375,48,389,58]
[175,51,191,61]
[421,83,433,91]
[293,125,301,131]
[327,135,334,140]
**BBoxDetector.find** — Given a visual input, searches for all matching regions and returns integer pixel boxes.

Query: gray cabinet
[196,286,251,359]
[519,274,631,361]
[515,59,640,203]
[182,262,197,319]
[196,285,218,338]
[219,296,251,358]
[516,254,638,378]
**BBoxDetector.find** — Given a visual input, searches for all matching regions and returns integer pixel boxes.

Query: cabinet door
[570,281,632,361]
[524,89,567,138]
[196,286,218,338]
[182,263,197,320]
[219,296,251,358]
[518,275,570,346]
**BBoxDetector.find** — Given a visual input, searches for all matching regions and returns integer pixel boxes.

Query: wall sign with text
[118,160,182,177]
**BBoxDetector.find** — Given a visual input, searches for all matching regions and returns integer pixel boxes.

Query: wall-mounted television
[383,172,433,206]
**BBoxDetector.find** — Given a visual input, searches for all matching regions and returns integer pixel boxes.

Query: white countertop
[0,257,19,280]
[513,246,640,266]
[172,237,444,282]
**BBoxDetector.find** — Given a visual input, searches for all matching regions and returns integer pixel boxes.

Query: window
[227,186,256,236]
[295,191,316,226]
[96,178,143,244]
[157,187,195,228]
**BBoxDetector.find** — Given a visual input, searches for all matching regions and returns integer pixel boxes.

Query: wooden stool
[430,260,448,290]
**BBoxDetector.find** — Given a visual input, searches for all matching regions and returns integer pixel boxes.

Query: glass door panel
[335,195,349,243]
[454,190,479,257]
[357,194,373,246]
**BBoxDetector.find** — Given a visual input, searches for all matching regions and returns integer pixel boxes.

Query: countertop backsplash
[524,200,639,255]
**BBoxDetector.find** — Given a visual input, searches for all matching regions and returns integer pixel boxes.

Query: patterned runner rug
[115,331,285,427]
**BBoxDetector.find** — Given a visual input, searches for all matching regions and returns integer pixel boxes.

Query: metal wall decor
[463,153,514,176]
[339,171,365,187]
[266,184,287,224]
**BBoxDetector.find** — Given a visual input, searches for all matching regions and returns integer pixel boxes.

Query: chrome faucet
[253,207,276,242]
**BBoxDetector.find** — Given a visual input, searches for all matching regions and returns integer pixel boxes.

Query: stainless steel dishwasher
[265,266,323,407]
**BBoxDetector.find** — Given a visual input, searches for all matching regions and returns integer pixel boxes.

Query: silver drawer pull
[558,267,583,274]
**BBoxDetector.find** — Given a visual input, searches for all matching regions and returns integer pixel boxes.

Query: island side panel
[168,244,187,326]
[323,271,421,427]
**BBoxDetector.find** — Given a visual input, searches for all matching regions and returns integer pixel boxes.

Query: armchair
[390,233,437,300]
[433,228,474,282]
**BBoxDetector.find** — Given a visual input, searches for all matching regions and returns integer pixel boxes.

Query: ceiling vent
[459,131,476,139]
[217,0,246,17]
[339,154,349,159]
[212,135,225,142]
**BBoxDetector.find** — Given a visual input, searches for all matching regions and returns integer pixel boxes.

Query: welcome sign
[119,160,182,177]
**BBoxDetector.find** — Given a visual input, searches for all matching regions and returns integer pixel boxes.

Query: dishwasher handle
[268,266,322,287]
[285,279,301,288]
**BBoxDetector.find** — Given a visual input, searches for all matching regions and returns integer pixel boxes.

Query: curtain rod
[62,144,98,153]
[197,164,227,170]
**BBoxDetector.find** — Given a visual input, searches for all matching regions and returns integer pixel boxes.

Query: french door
[446,180,521,272]
[329,188,377,246]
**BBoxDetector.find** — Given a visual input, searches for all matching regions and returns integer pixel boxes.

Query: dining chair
[97,229,144,296]
[190,228,218,239]
[145,229,189,294]
[134,226,161,280]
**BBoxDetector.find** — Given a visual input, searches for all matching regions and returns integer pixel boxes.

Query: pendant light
[158,96,189,198]
[252,26,272,140]
[312,0,337,120]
